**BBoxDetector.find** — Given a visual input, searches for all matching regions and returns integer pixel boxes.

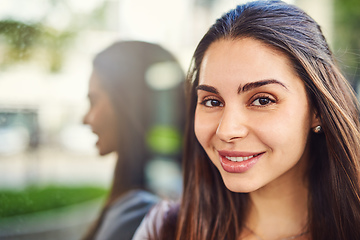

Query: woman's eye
[202,99,223,107]
[89,99,97,107]
[252,96,275,106]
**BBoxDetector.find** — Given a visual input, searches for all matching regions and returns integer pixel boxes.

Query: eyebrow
[195,85,219,94]
[196,79,288,95]
[238,79,288,94]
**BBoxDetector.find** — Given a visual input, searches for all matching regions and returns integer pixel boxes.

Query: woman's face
[83,71,119,156]
[194,38,319,193]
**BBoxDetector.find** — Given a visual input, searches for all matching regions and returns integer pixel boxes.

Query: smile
[225,153,261,162]
[218,151,264,173]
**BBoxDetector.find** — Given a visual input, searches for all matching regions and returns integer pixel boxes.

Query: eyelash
[199,94,276,108]
[200,97,223,107]
[251,94,276,107]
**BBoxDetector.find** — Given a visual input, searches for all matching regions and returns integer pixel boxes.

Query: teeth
[225,155,256,162]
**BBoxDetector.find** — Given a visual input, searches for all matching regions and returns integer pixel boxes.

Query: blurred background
[0,0,359,239]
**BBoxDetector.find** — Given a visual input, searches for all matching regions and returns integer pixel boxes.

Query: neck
[245,165,309,239]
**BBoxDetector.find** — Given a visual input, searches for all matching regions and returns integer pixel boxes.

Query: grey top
[95,190,159,240]
[132,201,172,240]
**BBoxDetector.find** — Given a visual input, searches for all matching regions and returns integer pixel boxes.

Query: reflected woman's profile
[82,40,185,240]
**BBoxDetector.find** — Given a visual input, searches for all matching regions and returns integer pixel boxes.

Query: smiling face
[194,38,319,193]
[83,70,120,156]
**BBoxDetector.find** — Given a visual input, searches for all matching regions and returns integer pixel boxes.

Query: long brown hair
[155,1,360,239]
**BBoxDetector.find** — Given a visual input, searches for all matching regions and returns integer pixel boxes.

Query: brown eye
[203,99,224,107]
[252,97,274,106]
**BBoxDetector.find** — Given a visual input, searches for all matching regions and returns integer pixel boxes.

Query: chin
[98,149,112,156]
[222,176,262,193]
[96,141,109,156]
[98,151,107,156]
[97,145,109,156]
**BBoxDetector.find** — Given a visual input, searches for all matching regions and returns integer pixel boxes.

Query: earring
[313,125,322,133]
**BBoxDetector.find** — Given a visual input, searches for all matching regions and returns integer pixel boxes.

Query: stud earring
[313,125,322,133]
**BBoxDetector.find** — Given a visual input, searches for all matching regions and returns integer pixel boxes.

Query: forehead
[199,38,298,86]
[89,70,105,93]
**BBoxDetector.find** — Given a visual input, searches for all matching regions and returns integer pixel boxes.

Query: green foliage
[146,125,182,155]
[0,1,110,73]
[333,0,360,82]
[0,19,74,72]
[40,27,74,72]
[0,185,108,218]
[0,20,41,61]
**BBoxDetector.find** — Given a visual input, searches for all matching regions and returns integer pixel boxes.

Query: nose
[216,107,249,142]
[83,110,90,125]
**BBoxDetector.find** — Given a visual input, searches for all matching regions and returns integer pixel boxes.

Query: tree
[333,0,360,84]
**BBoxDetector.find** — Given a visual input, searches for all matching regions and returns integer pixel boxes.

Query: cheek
[256,104,311,154]
[194,110,209,147]
[194,110,204,145]
[99,101,116,125]
[194,109,219,148]
[90,105,114,132]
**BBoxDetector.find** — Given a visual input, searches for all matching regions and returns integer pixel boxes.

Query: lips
[218,150,264,173]
[225,153,262,162]
[92,131,100,146]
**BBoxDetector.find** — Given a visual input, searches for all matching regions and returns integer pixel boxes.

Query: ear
[310,108,321,128]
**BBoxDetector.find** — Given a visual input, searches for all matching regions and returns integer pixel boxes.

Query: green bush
[0,185,108,218]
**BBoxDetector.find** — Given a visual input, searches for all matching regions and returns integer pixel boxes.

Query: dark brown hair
[155,1,360,239]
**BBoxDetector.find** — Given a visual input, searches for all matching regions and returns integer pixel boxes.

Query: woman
[133,1,360,239]
[82,41,185,240]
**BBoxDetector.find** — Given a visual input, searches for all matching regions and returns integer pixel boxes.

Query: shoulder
[132,200,175,240]
[95,190,159,240]
[115,190,160,212]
